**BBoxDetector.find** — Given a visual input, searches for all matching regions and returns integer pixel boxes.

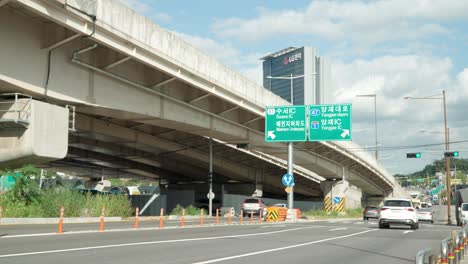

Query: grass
[303,208,363,219]
[0,188,132,217]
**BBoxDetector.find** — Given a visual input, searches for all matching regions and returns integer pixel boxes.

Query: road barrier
[99,207,105,232]
[159,208,164,229]
[228,209,232,225]
[240,209,243,225]
[250,211,253,224]
[216,209,219,225]
[200,208,204,226]
[181,208,185,227]
[415,224,467,264]
[57,206,64,234]
[0,205,3,225]
[134,207,139,229]
[266,208,279,222]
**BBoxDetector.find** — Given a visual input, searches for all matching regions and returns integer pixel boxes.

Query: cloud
[212,0,466,47]
[329,55,468,173]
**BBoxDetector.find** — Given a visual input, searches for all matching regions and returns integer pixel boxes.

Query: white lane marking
[2,222,286,239]
[403,230,414,234]
[354,222,364,225]
[0,226,324,258]
[193,229,377,264]
[328,228,348,231]
[342,221,351,224]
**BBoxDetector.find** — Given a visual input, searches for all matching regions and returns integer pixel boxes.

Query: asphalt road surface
[0,206,459,264]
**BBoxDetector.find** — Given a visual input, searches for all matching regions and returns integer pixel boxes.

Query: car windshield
[366,206,378,210]
[244,199,259,203]
[384,200,411,207]
[462,204,468,211]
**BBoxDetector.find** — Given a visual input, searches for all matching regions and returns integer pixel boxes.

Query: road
[0,206,460,264]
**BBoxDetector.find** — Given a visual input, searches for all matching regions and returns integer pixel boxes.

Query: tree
[3,164,40,205]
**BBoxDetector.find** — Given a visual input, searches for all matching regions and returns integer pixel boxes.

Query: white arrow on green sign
[308,104,352,141]
[265,105,307,142]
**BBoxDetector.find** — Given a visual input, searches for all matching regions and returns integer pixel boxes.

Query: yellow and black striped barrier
[335,197,346,213]
[266,208,279,222]
[324,196,332,213]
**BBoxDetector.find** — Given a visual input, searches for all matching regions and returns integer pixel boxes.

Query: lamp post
[404,91,451,225]
[266,74,305,209]
[356,94,378,160]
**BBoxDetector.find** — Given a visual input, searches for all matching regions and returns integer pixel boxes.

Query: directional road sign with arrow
[265,105,307,142]
[282,173,294,187]
[308,104,352,141]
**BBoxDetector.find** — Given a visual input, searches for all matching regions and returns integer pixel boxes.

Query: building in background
[261,47,331,105]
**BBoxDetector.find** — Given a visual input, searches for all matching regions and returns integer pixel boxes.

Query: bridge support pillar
[320,180,362,210]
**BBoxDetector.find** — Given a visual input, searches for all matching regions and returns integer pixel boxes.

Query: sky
[120,0,468,175]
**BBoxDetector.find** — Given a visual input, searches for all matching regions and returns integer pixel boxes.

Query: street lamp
[266,73,305,209]
[356,94,378,160]
[404,90,451,225]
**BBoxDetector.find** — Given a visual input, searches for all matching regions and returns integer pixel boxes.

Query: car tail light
[406,208,414,212]
[380,208,389,211]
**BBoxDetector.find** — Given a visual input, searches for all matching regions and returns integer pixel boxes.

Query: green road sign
[308,104,352,141]
[265,105,307,142]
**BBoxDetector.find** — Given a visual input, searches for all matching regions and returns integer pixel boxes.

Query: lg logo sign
[283,52,302,65]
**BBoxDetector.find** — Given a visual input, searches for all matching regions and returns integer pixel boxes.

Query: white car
[417,208,434,223]
[378,198,419,229]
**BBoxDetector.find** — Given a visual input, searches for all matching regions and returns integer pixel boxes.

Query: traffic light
[407,153,421,158]
[444,151,459,157]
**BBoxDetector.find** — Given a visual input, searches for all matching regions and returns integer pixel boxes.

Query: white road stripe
[0,226,323,258]
[328,228,348,231]
[193,229,377,264]
[403,230,414,234]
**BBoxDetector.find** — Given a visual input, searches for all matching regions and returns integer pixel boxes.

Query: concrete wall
[321,181,363,209]
[0,99,69,168]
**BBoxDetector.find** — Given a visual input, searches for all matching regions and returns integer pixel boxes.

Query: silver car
[363,205,379,220]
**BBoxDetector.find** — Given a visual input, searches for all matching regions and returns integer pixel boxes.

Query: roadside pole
[209,138,213,217]
[288,142,294,209]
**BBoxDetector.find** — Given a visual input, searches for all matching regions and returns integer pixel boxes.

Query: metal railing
[0,93,32,127]
[416,224,468,264]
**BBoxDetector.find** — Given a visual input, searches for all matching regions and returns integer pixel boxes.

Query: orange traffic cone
[57,206,64,234]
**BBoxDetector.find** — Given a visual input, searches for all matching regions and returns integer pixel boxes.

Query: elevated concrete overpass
[0,0,405,204]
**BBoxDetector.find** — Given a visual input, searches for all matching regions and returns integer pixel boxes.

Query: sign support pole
[288,142,294,209]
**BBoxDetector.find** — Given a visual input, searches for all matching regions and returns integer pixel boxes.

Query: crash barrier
[266,207,288,222]
[324,196,332,213]
[415,249,436,264]
[415,224,467,264]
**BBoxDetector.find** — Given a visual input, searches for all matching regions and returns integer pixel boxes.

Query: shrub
[170,204,203,216]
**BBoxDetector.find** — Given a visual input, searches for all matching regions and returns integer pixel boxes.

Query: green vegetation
[303,208,363,219]
[170,204,204,216]
[0,165,132,218]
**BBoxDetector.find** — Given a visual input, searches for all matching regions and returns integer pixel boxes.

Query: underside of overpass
[0,0,401,202]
